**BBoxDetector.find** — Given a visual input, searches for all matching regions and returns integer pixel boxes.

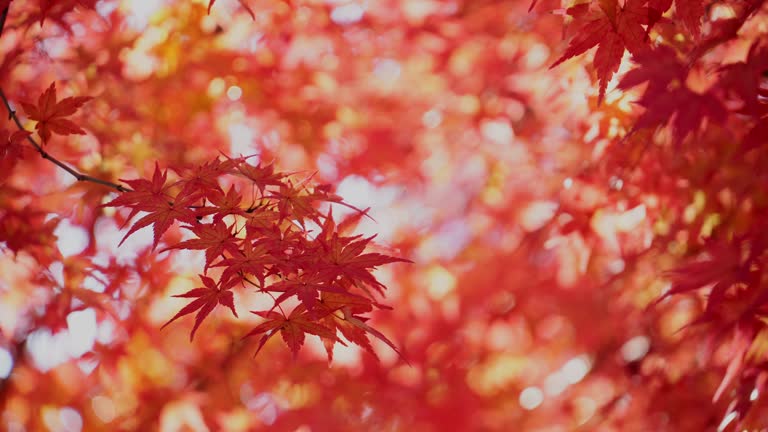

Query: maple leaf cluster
[104,158,409,359]
[543,0,768,426]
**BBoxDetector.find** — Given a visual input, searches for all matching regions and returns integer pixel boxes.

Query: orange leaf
[20,82,92,144]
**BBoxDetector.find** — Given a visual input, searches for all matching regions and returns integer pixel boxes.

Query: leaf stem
[0,87,130,192]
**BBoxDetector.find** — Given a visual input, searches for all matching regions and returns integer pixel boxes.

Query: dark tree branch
[0,88,130,192]
[0,6,8,39]
[0,4,129,193]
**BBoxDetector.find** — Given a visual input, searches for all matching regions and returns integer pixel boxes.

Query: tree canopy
[1,0,767,430]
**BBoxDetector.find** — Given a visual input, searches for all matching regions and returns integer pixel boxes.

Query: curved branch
[0,5,128,193]
[0,88,130,192]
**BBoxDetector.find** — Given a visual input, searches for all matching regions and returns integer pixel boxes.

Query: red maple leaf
[217,236,275,287]
[267,271,358,312]
[635,88,727,142]
[618,46,688,94]
[20,82,91,143]
[161,274,239,341]
[172,157,240,202]
[161,221,241,270]
[338,306,405,362]
[103,163,199,249]
[718,40,768,117]
[269,179,365,226]
[244,304,340,358]
[648,0,705,39]
[620,50,727,142]
[550,0,650,104]
[236,160,285,194]
[315,232,412,297]
[318,292,380,361]
[0,128,30,180]
[207,185,246,221]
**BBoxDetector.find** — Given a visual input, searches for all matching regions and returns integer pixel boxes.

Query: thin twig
[0,4,128,193]
[0,7,8,39]
[0,88,130,192]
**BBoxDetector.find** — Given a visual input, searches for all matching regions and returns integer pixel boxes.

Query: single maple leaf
[551,0,650,104]
[161,274,239,341]
[648,0,705,39]
[660,240,745,300]
[620,47,727,142]
[20,82,92,144]
[713,324,755,402]
[718,40,768,116]
[102,162,172,215]
[172,157,239,201]
[322,313,378,362]
[161,221,241,270]
[244,304,340,358]
[618,46,688,95]
[319,290,380,315]
[236,160,285,194]
[689,0,763,61]
[269,179,365,226]
[0,128,31,180]
[216,236,275,287]
[315,233,412,297]
[103,163,199,249]
[267,272,363,312]
[207,185,245,221]
[318,291,387,361]
[632,87,727,142]
[339,306,406,363]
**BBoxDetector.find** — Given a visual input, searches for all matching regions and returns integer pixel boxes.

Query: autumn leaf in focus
[244,304,340,358]
[162,274,239,341]
[551,0,650,104]
[161,221,241,271]
[20,82,91,144]
[103,163,199,249]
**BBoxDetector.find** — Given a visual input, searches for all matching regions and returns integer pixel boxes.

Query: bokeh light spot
[621,336,650,362]
[519,387,544,410]
[0,348,13,379]
[331,3,365,24]
[92,396,117,423]
[227,85,243,101]
[562,355,591,384]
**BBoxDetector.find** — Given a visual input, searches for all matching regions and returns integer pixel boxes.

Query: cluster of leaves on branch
[104,157,408,358]
[3,78,408,361]
[1,1,409,364]
[543,0,768,426]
